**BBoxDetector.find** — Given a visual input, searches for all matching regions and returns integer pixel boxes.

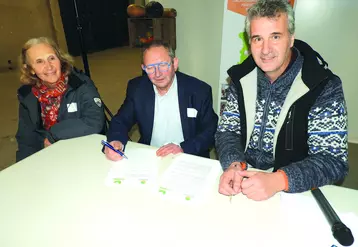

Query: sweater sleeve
[215,83,246,170]
[280,76,348,193]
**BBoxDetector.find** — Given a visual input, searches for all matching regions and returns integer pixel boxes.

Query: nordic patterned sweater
[215,44,348,193]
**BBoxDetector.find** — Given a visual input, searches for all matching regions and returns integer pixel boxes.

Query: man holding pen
[105,41,218,161]
[216,0,348,201]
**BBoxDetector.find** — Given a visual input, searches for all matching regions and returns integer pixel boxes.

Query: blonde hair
[19,37,74,85]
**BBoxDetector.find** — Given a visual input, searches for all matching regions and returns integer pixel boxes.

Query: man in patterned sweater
[216,0,348,201]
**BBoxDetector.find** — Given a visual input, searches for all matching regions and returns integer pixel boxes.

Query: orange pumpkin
[163,8,177,18]
[127,4,145,17]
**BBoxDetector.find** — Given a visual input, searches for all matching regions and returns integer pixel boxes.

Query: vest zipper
[258,88,273,150]
[285,106,295,150]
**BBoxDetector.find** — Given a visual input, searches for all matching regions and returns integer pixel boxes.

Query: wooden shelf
[128,18,176,50]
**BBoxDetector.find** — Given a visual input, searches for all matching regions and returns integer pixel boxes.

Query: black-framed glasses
[143,62,171,74]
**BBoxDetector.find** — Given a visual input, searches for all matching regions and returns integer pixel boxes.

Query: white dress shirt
[150,75,184,147]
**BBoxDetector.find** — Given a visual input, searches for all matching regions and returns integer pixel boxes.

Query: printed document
[158,155,221,203]
[105,147,159,186]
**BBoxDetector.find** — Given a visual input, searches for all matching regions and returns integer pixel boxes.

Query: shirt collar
[153,74,177,97]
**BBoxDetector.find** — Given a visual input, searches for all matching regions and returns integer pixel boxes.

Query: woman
[16,37,105,161]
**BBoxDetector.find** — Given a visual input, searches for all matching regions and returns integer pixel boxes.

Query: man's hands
[219,167,287,201]
[104,141,124,161]
[156,143,183,157]
[219,162,244,196]
[239,170,286,201]
[105,142,183,161]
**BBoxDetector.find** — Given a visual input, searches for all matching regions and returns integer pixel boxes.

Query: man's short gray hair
[245,0,295,40]
[141,41,175,64]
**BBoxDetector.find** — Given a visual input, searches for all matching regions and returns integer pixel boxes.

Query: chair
[73,67,113,134]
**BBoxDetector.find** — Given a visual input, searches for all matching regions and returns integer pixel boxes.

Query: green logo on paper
[185,196,191,201]
[114,178,122,184]
[141,180,146,184]
[159,187,167,195]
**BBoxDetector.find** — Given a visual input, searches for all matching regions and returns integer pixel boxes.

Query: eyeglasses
[143,62,171,74]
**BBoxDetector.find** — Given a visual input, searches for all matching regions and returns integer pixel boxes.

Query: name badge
[187,108,198,118]
[67,102,78,113]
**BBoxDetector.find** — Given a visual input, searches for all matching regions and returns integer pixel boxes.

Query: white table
[0,134,357,247]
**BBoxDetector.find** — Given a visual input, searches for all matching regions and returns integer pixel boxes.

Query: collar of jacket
[17,70,85,100]
[227,39,333,90]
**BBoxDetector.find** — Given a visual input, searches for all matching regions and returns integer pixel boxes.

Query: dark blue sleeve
[180,85,218,156]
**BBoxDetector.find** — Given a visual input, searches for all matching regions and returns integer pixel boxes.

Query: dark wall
[59,0,130,56]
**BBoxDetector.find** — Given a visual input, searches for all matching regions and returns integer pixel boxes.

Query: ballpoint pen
[230,177,235,204]
[229,169,236,203]
[101,140,128,159]
[230,162,243,203]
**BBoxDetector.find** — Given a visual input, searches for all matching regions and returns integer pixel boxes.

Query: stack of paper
[157,155,221,204]
[105,147,159,186]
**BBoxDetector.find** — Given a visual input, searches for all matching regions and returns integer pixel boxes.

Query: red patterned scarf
[32,74,68,130]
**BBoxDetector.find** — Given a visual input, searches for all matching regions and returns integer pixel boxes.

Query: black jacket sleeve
[180,86,218,156]
[48,79,105,141]
[15,102,44,162]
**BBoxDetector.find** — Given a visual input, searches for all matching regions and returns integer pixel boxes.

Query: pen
[230,162,242,203]
[101,140,128,159]
[230,170,235,203]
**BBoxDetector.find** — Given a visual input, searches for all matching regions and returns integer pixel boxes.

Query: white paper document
[158,155,221,203]
[105,147,159,186]
[280,192,358,247]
